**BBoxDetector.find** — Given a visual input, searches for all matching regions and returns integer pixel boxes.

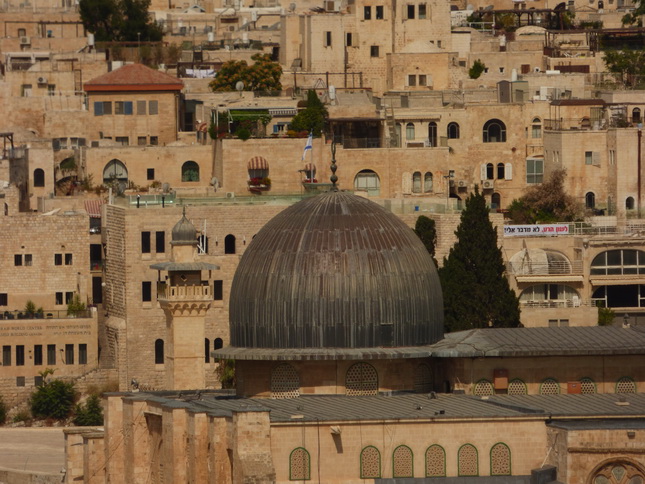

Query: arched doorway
[103,159,128,193]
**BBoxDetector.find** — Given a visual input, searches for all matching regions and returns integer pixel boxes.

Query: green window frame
[490,442,511,476]
[539,378,561,395]
[615,376,636,394]
[392,445,414,478]
[289,447,310,481]
[458,443,479,476]
[360,445,381,479]
[425,444,446,477]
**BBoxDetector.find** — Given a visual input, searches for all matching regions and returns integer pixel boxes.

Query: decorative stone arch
[345,362,378,396]
[540,378,561,395]
[587,457,645,484]
[181,161,200,182]
[425,444,446,477]
[458,443,479,476]
[393,445,414,478]
[473,379,494,396]
[353,169,380,196]
[289,447,310,481]
[490,442,511,476]
[103,159,128,190]
[580,377,597,394]
[626,197,635,210]
[586,191,596,209]
[33,168,45,187]
[360,446,381,479]
[412,171,422,193]
[270,363,300,399]
[616,376,636,394]
[483,119,507,143]
[224,234,236,254]
[447,122,460,139]
[507,379,527,395]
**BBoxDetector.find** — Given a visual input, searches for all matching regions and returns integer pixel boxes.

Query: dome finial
[330,139,338,191]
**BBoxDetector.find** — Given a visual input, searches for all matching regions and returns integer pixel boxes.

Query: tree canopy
[79,0,163,42]
[210,54,282,92]
[603,49,645,88]
[507,169,581,224]
[438,187,521,332]
[414,215,438,267]
[290,90,328,135]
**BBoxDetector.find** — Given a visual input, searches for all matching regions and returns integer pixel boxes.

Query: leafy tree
[30,370,77,420]
[438,187,521,332]
[597,304,616,326]
[216,359,236,389]
[67,293,86,317]
[507,169,581,224]
[79,0,162,42]
[74,395,104,426]
[603,49,645,88]
[414,215,438,267]
[469,59,486,79]
[289,90,328,136]
[622,0,645,26]
[210,54,282,92]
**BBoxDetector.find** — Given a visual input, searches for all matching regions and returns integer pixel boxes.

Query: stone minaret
[151,209,219,390]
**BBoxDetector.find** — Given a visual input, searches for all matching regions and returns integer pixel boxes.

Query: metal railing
[127,193,176,206]
[508,260,583,275]
[544,118,606,131]
[520,299,591,309]
[157,283,212,301]
[0,309,93,320]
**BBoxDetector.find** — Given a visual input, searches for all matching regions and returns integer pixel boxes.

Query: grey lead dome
[229,191,444,349]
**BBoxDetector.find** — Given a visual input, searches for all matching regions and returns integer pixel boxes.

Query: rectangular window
[14,254,22,266]
[65,253,73,265]
[155,231,165,253]
[65,292,74,304]
[419,75,427,86]
[137,100,147,115]
[25,254,32,266]
[419,3,427,18]
[526,158,544,184]
[138,136,147,146]
[79,344,87,365]
[149,101,159,115]
[142,281,152,302]
[376,5,383,18]
[141,231,151,254]
[21,84,33,97]
[346,32,353,47]
[16,345,24,366]
[370,45,380,57]
[214,280,223,300]
[65,344,74,365]
[34,345,43,365]
[48,85,56,96]
[47,344,56,365]
[16,377,25,387]
[2,346,10,366]
[150,136,159,146]
[147,168,155,180]
[115,101,124,115]
[124,101,133,115]
[34,376,43,387]
[324,31,332,47]
[115,136,129,146]
[585,151,593,165]
[102,101,112,115]
[0,293,7,306]
[407,4,415,18]
[364,6,371,19]
[408,75,416,86]
[55,292,63,305]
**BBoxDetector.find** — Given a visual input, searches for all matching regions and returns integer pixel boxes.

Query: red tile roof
[84,63,183,92]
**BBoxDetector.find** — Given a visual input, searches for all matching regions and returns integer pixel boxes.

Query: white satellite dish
[235,81,245,91]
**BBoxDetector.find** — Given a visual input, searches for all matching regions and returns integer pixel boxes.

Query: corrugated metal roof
[149,262,220,271]
[212,346,434,361]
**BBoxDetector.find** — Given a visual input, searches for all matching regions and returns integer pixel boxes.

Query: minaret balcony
[157,283,212,302]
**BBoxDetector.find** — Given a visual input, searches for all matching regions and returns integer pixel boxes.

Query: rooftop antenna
[330,139,338,191]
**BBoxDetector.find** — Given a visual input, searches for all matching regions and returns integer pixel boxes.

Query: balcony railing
[520,299,591,309]
[544,118,606,131]
[508,260,583,276]
[0,309,93,320]
[157,283,211,301]
[90,260,103,271]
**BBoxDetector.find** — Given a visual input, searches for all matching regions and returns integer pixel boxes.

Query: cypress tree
[439,187,521,332]
[414,215,438,267]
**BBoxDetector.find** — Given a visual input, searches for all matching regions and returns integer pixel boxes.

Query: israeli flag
[302,132,313,161]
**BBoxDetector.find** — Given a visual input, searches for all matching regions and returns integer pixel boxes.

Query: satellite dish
[235,81,245,91]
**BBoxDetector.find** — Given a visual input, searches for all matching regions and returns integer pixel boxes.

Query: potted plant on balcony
[248,177,271,191]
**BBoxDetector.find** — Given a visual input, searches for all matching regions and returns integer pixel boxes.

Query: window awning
[84,199,105,218]
[248,156,269,170]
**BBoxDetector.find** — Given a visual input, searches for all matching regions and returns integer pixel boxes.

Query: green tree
[603,49,645,88]
[469,59,486,79]
[597,304,616,326]
[289,90,328,135]
[216,359,236,389]
[507,169,581,224]
[67,293,86,317]
[414,215,438,267]
[0,396,6,425]
[30,370,77,420]
[74,395,104,426]
[209,54,282,92]
[438,187,521,332]
[79,0,162,42]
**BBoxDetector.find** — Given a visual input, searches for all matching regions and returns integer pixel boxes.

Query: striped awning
[248,156,268,170]
[84,199,105,218]
[304,162,316,172]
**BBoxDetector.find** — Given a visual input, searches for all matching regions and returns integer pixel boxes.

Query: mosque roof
[227,190,444,353]
[171,211,197,245]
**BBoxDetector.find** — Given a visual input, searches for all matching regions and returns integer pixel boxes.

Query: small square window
[16,376,25,387]
[115,101,125,115]
[55,253,63,265]
[149,101,159,115]
[408,75,416,86]
[150,136,159,146]
[138,136,147,146]
[14,254,22,266]
[585,151,593,165]
[24,254,32,266]
[137,100,147,115]
[34,375,43,387]
[0,293,7,306]
[103,102,112,115]
[370,45,380,57]
[147,168,155,180]
[419,75,427,86]
[65,253,73,265]
[115,136,129,146]
[499,67,505,73]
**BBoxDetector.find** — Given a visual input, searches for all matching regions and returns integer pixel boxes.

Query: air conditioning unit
[457,180,467,188]
[37,76,47,85]
[226,192,235,199]
[482,180,494,190]
[20,36,30,45]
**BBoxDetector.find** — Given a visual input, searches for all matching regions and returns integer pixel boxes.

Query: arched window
[473,379,494,396]
[393,445,414,478]
[490,443,511,476]
[425,445,446,477]
[586,192,596,209]
[103,159,128,186]
[271,363,300,399]
[591,250,645,275]
[507,379,527,395]
[213,337,223,350]
[627,197,635,210]
[345,362,378,396]
[616,376,636,394]
[589,459,645,484]
[412,171,422,193]
[491,192,501,209]
[497,163,505,179]
[154,339,164,364]
[33,168,45,187]
[181,161,200,182]
[406,122,415,141]
[205,338,210,363]
[581,117,591,129]
[633,107,642,124]
[458,444,479,476]
[424,172,433,193]
[414,364,432,393]
[486,163,494,180]
[531,117,542,138]
[447,122,460,139]
[540,378,561,395]
[354,170,380,196]
[360,446,381,479]
[580,377,596,394]
[428,122,437,146]
[224,234,236,254]
[248,156,269,185]
[483,119,507,143]
[289,448,310,481]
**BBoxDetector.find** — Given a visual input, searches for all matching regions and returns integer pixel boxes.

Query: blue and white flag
[301,132,313,161]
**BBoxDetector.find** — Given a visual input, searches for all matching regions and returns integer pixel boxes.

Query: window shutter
[480,164,487,181]
[592,152,600,166]
[94,102,103,116]
[125,101,133,115]
[505,163,513,180]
